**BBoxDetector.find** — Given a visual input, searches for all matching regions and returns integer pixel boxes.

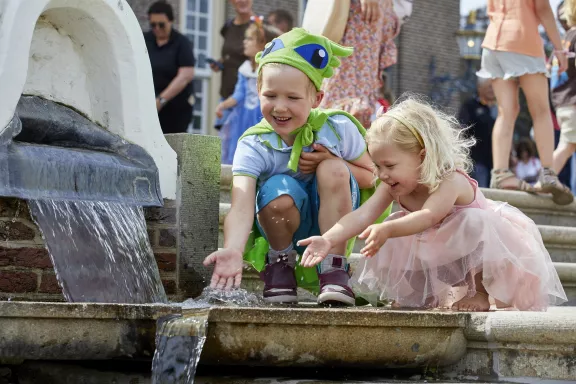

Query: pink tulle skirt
[350,200,567,311]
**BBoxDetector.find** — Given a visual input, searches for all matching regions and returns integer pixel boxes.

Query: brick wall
[225,0,300,26]
[0,198,182,302]
[125,0,182,30]
[0,199,62,301]
[395,0,461,112]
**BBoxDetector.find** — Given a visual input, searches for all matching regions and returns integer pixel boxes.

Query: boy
[203,28,375,305]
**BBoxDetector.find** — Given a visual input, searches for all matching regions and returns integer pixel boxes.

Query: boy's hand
[202,248,244,290]
[359,223,389,258]
[299,144,336,174]
[297,236,332,267]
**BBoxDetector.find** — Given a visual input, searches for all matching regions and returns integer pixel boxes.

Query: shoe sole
[263,295,298,304]
[317,291,355,306]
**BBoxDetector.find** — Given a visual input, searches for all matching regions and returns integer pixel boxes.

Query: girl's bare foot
[451,291,490,312]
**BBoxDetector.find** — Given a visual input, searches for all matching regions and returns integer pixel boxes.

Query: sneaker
[317,255,355,306]
[260,251,298,303]
[538,167,574,205]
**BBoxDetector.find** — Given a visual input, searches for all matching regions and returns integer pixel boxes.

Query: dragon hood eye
[294,44,329,69]
[261,39,285,58]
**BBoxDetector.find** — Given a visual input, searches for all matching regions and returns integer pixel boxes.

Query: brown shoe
[538,168,574,205]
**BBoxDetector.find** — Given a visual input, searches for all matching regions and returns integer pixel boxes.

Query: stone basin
[0,301,466,368]
[1,301,575,381]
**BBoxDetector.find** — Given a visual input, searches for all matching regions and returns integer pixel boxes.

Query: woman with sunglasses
[145,1,196,134]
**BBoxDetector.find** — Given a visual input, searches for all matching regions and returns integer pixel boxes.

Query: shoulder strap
[323,109,367,137]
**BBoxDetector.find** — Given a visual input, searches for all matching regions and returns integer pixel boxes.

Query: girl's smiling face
[369,140,424,196]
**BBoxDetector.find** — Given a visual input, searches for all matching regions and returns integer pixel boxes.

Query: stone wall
[394,0,461,111]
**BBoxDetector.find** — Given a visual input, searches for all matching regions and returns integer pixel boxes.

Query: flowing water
[28,199,167,303]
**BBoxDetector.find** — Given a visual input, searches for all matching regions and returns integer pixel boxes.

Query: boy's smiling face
[259,64,323,145]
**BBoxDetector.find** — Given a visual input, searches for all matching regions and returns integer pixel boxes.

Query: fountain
[0,0,576,383]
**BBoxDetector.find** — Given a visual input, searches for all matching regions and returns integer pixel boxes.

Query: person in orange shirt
[478,0,573,205]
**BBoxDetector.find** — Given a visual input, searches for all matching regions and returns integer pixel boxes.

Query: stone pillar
[165,134,221,298]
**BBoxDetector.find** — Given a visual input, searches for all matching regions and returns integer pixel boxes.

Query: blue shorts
[255,173,360,254]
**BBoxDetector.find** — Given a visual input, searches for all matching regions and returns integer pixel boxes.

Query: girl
[477,0,573,205]
[514,138,541,184]
[217,19,280,164]
[298,97,567,311]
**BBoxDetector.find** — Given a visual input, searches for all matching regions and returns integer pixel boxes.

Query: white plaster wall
[0,0,177,199]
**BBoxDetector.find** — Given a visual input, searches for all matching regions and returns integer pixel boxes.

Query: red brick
[162,279,177,295]
[0,271,38,293]
[0,221,36,241]
[155,253,176,271]
[39,272,62,294]
[0,246,52,269]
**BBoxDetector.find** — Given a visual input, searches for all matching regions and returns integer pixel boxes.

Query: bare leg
[553,142,576,174]
[257,195,300,251]
[451,272,490,312]
[519,74,554,167]
[491,79,520,171]
[316,159,353,256]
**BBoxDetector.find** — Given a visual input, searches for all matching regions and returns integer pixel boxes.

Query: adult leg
[489,79,532,190]
[520,74,573,204]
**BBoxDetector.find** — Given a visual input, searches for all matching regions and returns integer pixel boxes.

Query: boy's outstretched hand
[297,236,332,267]
[202,248,244,290]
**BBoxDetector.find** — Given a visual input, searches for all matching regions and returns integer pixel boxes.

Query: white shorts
[476,48,548,80]
[556,105,576,144]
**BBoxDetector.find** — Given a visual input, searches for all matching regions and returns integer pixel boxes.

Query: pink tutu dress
[351,173,567,311]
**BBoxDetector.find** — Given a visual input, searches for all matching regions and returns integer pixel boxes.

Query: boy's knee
[316,159,350,192]
[259,195,296,216]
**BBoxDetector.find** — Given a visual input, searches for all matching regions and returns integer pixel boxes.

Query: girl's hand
[359,223,389,257]
[555,50,568,73]
[203,248,244,290]
[215,104,224,119]
[360,0,381,23]
[297,236,332,267]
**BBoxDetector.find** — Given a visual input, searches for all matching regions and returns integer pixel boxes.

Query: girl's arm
[347,152,377,189]
[322,182,394,244]
[535,0,565,52]
[383,176,462,239]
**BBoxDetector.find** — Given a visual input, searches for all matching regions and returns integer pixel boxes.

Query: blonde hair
[564,0,576,27]
[257,63,317,98]
[366,95,475,192]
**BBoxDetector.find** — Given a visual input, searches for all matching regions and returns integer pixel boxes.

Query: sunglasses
[150,22,166,29]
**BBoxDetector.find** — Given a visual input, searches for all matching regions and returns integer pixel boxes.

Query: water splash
[28,199,167,303]
[152,308,209,384]
[190,287,264,307]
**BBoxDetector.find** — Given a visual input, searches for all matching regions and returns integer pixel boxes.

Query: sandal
[537,168,574,205]
[490,169,535,192]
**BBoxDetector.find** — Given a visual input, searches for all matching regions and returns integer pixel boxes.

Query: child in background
[204,29,378,305]
[514,138,541,184]
[298,97,567,312]
[477,0,573,205]
[217,19,280,164]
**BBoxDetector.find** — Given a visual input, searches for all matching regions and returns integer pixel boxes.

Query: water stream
[28,199,167,304]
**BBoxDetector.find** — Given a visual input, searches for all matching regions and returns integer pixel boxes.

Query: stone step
[219,164,576,227]
[218,202,576,263]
